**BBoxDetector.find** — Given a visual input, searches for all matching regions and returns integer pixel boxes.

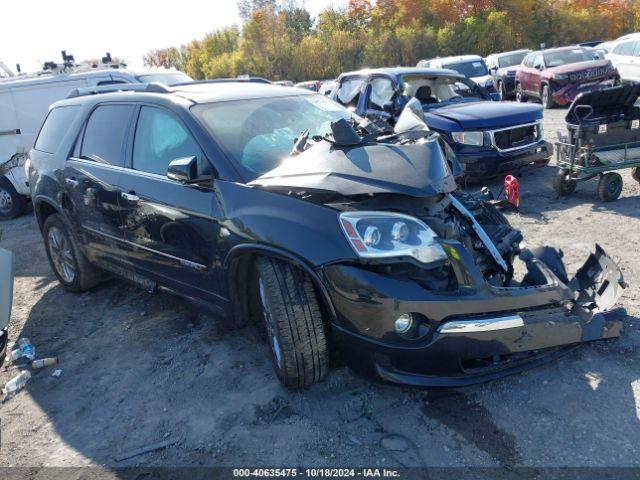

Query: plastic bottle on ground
[2,371,31,396]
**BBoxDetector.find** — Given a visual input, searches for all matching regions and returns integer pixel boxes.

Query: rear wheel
[43,213,102,292]
[0,176,27,220]
[497,81,506,100]
[553,169,577,196]
[597,172,623,202]
[515,82,526,102]
[253,257,329,389]
[541,84,555,109]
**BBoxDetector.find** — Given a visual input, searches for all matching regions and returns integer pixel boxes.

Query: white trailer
[0,63,191,219]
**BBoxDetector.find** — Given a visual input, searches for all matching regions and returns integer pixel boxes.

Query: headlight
[452,131,484,146]
[339,211,447,264]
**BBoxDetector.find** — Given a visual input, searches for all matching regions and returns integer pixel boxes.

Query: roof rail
[66,82,172,99]
[172,77,272,87]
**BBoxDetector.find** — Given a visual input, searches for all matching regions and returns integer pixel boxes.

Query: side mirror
[167,156,203,184]
[535,64,543,71]
[382,100,395,114]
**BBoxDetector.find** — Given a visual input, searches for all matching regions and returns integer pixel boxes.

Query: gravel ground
[0,108,639,474]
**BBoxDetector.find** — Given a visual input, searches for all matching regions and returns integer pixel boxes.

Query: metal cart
[555,83,640,201]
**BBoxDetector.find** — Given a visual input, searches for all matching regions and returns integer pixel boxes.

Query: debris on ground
[2,370,31,396]
[51,369,62,378]
[18,337,35,360]
[115,438,179,462]
[31,357,59,369]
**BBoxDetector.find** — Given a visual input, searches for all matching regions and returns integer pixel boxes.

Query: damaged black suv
[28,82,627,389]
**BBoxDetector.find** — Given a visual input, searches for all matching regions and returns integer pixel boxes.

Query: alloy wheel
[258,277,282,369]
[47,226,76,283]
[0,188,13,214]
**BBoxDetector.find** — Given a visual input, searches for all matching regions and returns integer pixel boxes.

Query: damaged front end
[250,99,627,386]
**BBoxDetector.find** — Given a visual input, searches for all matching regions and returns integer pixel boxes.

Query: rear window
[34,106,80,154]
[80,105,134,166]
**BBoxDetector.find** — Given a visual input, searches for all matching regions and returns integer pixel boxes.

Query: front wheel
[515,83,526,103]
[0,176,27,220]
[553,170,577,196]
[597,172,623,202]
[254,257,329,389]
[541,85,555,109]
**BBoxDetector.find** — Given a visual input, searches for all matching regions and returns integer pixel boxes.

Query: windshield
[442,60,488,77]
[498,52,528,68]
[543,48,595,68]
[136,72,193,85]
[193,94,355,181]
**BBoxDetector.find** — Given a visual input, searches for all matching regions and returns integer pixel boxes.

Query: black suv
[485,49,531,100]
[28,83,626,389]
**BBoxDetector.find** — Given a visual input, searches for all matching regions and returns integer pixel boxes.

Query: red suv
[515,47,618,108]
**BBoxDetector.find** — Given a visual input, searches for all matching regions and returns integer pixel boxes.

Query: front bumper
[456,140,552,181]
[321,244,626,386]
[551,78,617,106]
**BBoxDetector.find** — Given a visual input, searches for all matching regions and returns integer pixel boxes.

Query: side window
[368,78,395,110]
[97,80,127,86]
[80,105,134,166]
[336,78,364,107]
[614,41,634,56]
[523,54,532,67]
[34,106,80,154]
[132,107,200,176]
[532,54,543,69]
[633,41,640,57]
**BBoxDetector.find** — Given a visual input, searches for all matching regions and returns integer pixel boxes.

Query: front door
[64,104,135,266]
[117,105,225,308]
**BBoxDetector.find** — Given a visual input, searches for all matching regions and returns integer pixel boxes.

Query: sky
[1,0,347,74]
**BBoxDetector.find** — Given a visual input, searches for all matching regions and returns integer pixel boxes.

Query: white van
[0,66,192,219]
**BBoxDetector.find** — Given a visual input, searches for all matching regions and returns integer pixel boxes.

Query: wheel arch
[33,196,61,231]
[224,244,338,328]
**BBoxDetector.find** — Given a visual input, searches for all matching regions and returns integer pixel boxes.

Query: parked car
[274,80,294,87]
[28,82,626,389]
[606,32,640,83]
[0,63,192,219]
[515,46,618,108]
[329,67,552,180]
[319,79,337,96]
[0,246,13,365]
[295,80,321,92]
[485,49,532,100]
[417,55,497,93]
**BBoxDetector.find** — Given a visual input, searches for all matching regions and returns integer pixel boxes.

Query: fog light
[395,313,413,334]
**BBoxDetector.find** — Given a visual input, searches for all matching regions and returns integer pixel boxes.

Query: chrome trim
[447,194,509,272]
[488,121,541,153]
[82,225,207,271]
[67,157,179,184]
[438,314,524,333]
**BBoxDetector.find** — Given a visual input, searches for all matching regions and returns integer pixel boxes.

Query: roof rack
[66,82,172,99]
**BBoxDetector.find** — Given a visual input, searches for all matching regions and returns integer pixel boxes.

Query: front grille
[492,123,538,151]
[569,66,610,83]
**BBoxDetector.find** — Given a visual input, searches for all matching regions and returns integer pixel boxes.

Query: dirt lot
[1,109,639,474]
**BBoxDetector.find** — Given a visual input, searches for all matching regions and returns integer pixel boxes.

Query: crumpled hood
[249,138,458,197]
[428,101,543,129]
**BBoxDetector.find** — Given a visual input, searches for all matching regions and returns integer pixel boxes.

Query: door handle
[121,192,139,202]
[65,178,79,187]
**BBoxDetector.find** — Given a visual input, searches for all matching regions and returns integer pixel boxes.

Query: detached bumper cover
[456,141,552,180]
[552,78,617,106]
[321,244,626,386]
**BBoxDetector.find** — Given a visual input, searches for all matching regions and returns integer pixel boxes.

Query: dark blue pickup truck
[330,67,552,180]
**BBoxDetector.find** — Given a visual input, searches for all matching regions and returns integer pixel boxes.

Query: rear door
[117,105,225,307]
[610,40,636,81]
[64,103,134,265]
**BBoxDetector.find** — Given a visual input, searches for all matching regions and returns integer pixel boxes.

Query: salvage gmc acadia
[27,82,627,389]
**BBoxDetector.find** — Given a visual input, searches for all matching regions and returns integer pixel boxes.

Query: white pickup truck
[0,64,191,219]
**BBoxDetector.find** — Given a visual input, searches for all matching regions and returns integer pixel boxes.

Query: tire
[515,82,527,102]
[42,213,102,292]
[0,176,27,220]
[553,169,577,196]
[632,166,640,183]
[596,172,623,202]
[541,84,554,109]
[254,257,329,389]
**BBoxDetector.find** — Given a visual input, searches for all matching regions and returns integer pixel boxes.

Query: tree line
[143,0,640,82]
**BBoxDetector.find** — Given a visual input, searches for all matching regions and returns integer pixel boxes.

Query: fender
[224,243,338,323]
